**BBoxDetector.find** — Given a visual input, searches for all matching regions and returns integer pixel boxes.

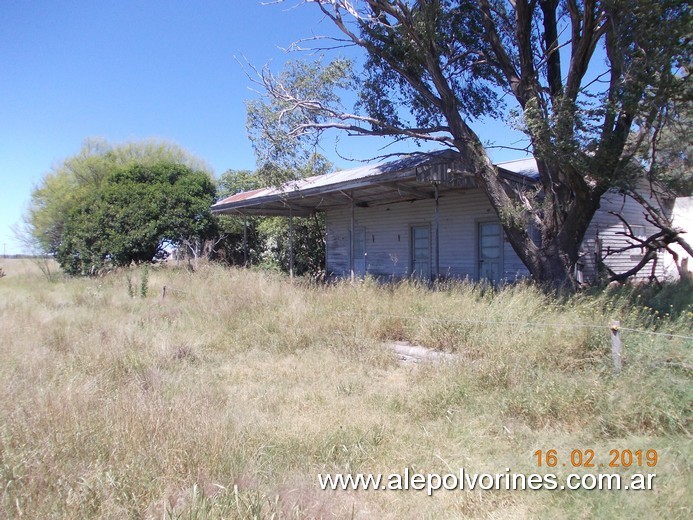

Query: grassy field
[0,258,691,518]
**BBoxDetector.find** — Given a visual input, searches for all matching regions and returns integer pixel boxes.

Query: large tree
[25,138,212,256]
[57,162,217,275]
[250,0,691,289]
[24,139,217,275]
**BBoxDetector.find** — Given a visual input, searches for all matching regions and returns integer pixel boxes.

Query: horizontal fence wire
[158,291,693,341]
[618,327,693,341]
[335,311,693,341]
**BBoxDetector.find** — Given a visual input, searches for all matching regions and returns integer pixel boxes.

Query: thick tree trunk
[500,227,580,290]
[504,183,604,290]
[530,238,581,290]
[537,246,577,288]
[453,132,602,291]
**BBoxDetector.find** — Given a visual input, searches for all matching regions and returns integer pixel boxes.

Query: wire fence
[618,327,693,341]
[160,285,190,298]
[335,311,691,374]
[160,284,690,373]
[160,284,693,341]
[335,311,693,341]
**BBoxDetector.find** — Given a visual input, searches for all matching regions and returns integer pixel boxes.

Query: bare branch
[478,0,526,106]
[605,250,658,282]
[602,198,692,281]
[290,121,455,143]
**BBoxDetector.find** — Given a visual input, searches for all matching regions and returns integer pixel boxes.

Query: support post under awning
[289,209,294,280]
[243,218,248,267]
[350,194,355,282]
[434,183,440,279]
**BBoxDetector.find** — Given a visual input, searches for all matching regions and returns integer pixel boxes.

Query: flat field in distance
[0,260,691,518]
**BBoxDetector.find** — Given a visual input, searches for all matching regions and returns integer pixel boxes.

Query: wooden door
[411,225,431,279]
[478,222,502,284]
[353,227,366,277]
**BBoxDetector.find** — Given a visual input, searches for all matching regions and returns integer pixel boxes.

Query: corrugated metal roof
[212,151,539,215]
[219,188,269,204]
[495,157,540,179]
[214,152,454,208]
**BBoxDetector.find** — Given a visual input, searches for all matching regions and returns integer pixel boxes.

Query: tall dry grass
[0,262,690,518]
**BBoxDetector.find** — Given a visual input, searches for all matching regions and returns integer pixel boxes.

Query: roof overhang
[212,150,539,217]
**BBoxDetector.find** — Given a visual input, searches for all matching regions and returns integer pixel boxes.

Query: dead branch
[602,209,686,282]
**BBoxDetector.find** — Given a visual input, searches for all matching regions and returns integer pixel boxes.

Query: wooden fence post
[610,320,622,375]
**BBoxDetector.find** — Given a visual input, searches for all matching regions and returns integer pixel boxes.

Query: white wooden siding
[325,187,680,283]
[325,189,530,281]
[579,190,669,281]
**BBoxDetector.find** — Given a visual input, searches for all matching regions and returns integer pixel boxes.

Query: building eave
[212,151,539,217]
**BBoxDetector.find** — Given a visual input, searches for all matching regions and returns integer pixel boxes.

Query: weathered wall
[579,190,671,282]
[325,189,529,282]
[661,197,693,279]
[325,187,686,283]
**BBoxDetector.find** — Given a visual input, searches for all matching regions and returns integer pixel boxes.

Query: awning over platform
[211,150,538,217]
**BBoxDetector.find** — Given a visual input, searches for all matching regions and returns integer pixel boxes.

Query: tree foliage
[246,59,356,179]
[257,214,326,277]
[251,0,692,288]
[27,138,212,255]
[26,139,217,275]
[214,162,329,277]
[57,161,217,275]
[634,98,693,197]
[214,169,265,266]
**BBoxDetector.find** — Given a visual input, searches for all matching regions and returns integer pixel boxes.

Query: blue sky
[0,0,525,255]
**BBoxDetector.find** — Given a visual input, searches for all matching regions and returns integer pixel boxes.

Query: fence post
[610,320,622,375]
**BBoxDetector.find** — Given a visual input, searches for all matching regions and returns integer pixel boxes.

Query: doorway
[478,222,503,284]
[353,227,366,277]
[411,225,431,279]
